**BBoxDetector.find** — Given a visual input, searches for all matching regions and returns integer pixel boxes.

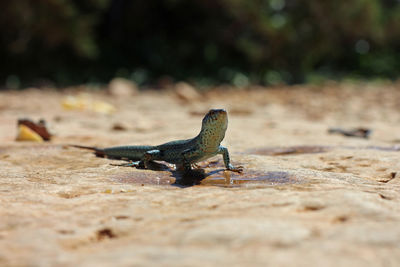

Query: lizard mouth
[208,109,226,116]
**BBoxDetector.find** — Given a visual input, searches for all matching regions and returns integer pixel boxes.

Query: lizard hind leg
[143,149,162,169]
[175,163,192,172]
[114,161,144,168]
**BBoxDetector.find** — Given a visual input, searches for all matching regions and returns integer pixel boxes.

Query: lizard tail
[69,144,106,157]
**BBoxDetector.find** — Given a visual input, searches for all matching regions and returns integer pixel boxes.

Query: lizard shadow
[112,161,225,188]
[170,168,226,188]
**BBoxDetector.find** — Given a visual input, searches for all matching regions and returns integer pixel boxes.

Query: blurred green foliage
[1,0,400,88]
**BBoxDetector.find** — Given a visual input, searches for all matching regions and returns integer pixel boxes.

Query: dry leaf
[16,125,44,142]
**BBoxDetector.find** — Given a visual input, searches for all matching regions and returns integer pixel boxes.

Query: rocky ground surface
[1,83,400,266]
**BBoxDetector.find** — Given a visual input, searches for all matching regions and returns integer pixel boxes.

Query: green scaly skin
[71,109,243,172]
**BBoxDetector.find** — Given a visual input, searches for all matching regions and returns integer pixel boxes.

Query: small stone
[111,123,129,131]
[108,78,139,97]
[300,200,325,212]
[174,82,201,102]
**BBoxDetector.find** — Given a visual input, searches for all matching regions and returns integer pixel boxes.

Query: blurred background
[2,0,400,89]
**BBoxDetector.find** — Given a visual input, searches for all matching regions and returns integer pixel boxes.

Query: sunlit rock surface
[1,84,400,266]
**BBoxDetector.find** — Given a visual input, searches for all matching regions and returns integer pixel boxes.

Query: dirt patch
[248,146,330,156]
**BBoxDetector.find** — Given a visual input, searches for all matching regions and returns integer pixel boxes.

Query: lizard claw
[227,164,243,173]
[191,163,201,169]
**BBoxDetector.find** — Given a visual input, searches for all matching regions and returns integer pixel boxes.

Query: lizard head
[200,109,228,146]
[202,109,228,128]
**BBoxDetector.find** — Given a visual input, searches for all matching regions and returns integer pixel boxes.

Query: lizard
[71,109,243,173]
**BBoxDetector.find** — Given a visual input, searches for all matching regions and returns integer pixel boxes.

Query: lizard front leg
[218,146,243,173]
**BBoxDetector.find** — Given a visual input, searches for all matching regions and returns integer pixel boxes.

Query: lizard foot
[227,164,244,173]
[112,161,144,168]
[191,163,201,169]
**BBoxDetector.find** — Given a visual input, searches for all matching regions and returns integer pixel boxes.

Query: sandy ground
[1,83,400,266]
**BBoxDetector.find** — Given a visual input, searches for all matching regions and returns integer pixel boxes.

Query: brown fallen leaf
[18,118,52,140]
[16,125,44,142]
[16,118,53,142]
